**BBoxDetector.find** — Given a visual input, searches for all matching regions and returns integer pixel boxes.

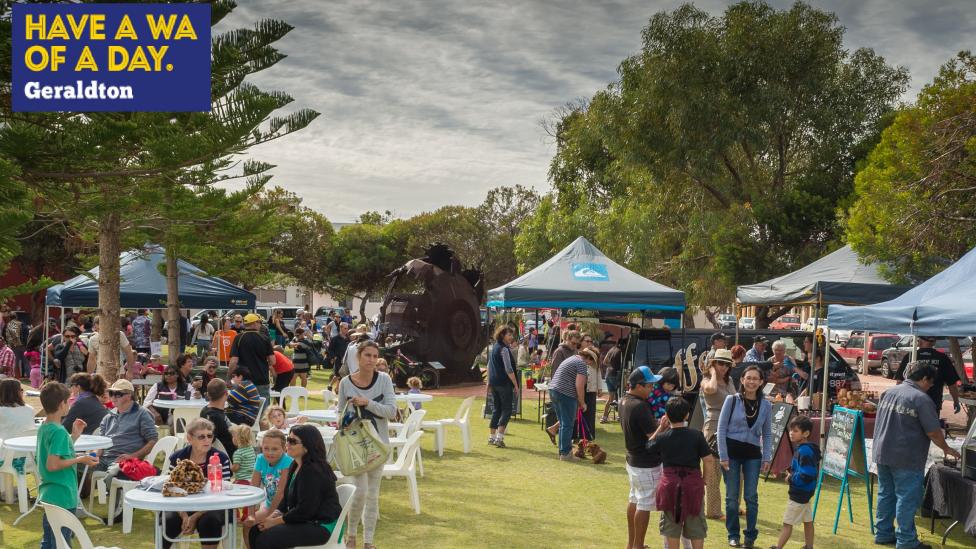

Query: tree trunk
[165,248,181,365]
[358,292,369,325]
[703,307,721,329]
[96,212,122,383]
[948,337,968,383]
[151,309,163,346]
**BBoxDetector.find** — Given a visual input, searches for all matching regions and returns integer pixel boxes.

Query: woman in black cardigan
[247,424,342,549]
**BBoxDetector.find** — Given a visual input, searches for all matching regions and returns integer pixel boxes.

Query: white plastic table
[131,378,157,399]
[302,409,338,423]
[25,389,40,397]
[257,426,336,446]
[151,398,209,410]
[126,483,264,549]
[395,393,433,405]
[4,434,113,524]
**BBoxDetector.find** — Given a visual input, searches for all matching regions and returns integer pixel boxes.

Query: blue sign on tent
[572,263,609,281]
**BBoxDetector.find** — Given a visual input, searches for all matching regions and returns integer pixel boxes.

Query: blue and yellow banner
[12,3,211,112]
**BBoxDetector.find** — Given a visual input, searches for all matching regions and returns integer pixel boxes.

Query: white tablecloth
[152,399,209,410]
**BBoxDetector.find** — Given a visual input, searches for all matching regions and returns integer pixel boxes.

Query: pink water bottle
[207,453,222,492]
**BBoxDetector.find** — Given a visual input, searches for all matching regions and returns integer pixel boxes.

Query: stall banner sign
[12,3,210,112]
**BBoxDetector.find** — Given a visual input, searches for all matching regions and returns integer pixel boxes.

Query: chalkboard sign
[764,403,794,481]
[822,408,858,479]
[483,371,522,418]
[812,407,874,535]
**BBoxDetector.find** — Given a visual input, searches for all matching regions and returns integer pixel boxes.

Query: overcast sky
[225,0,975,222]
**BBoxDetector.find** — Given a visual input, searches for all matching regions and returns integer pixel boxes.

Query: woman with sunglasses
[163,418,231,549]
[247,424,342,549]
[337,340,396,549]
[144,365,190,425]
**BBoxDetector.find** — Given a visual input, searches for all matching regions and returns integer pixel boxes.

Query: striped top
[228,380,261,424]
[232,445,257,480]
[549,355,588,399]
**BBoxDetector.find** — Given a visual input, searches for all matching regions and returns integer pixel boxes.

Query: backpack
[304,340,324,366]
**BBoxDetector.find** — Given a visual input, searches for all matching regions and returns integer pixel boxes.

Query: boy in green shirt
[37,382,99,549]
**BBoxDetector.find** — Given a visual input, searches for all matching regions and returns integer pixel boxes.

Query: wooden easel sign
[812,406,874,534]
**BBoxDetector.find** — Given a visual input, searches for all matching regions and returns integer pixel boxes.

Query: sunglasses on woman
[286,437,301,446]
[193,433,214,440]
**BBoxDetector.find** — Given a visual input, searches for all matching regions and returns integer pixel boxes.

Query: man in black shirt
[619,365,667,549]
[229,313,274,404]
[896,336,961,415]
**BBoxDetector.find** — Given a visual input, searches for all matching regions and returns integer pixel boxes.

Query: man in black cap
[744,336,768,363]
[895,336,961,415]
[710,332,728,351]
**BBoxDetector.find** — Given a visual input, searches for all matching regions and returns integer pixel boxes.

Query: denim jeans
[41,513,73,549]
[550,389,578,456]
[723,457,761,542]
[874,464,925,549]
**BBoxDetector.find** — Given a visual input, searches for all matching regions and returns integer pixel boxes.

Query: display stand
[812,406,874,534]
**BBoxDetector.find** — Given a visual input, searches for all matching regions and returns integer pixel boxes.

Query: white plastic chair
[252,397,268,434]
[106,436,178,532]
[421,396,475,455]
[294,483,357,549]
[0,435,38,513]
[280,386,309,415]
[321,389,337,409]
[41,502,122,549]
[382,431,424,514]
[388,409,426,477]
[172,407,201,447]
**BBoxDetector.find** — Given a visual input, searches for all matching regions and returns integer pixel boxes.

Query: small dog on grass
[587,442,607,464]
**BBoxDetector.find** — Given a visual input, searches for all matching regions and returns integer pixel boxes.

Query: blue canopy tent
[828,245,976,337]
[46,247,255,310]
[487,237,685,314]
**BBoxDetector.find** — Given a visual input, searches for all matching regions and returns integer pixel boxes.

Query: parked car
[769,314,801,330]
[800,318,828,332]
[835,332,900,374]
[830,328,853,344]
[716,314,737,329]
[964,348,973,380]
[879,335,974,378]
[738,316,755,329]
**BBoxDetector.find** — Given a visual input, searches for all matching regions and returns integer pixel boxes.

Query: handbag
[333,401,390,476]
[119,457,158,481]
[708,394,738,458]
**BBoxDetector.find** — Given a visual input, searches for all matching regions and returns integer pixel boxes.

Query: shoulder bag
[333,400,390,476]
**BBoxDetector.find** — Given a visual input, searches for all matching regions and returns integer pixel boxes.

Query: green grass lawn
[2,369,973,548]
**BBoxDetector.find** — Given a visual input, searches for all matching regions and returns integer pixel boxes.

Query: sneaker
[494,438,506,448]
[728,541,740,548]
[559,454,580,461]
[744,540,755,548]
[873,540,895,546]
[487,437,496,446]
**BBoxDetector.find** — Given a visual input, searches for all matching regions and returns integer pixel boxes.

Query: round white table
[395,393,433,404]
[130,378,157,399]
[151,398,209,410]
[126,483,264,549]
[302,409,338,423]
[4,434,113,525]
[25,389,40,397]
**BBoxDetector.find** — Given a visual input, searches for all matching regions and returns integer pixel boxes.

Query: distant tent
[487,237,685,313]
[46,246,255,309]
[736,245,912,307]
[829,245,976,336]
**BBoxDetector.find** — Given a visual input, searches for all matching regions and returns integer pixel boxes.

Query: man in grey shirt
[93,379,158,509]
[872,363,960,549]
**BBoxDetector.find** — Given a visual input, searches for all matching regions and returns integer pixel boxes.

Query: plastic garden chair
[280,386,309,415]
[421,395,474,455]
[293,483,357,549]
[106,436,178,532]
[41,502,122,549]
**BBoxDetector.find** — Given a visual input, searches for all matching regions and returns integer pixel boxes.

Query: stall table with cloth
[771,414,876,476]
[921,464,976,543]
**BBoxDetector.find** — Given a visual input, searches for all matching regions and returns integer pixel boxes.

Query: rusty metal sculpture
[378,243,485,385]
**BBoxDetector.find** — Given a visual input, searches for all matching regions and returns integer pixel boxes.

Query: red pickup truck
[836,332,900,374]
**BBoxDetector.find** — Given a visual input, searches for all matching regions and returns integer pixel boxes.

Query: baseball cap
[754,335,769,344]
[628,365,662,387]
[243,313,263,324]
[711,332,727,343]
[109,379,134,393]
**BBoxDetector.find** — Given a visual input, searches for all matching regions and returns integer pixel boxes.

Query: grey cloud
[223,0,974,222]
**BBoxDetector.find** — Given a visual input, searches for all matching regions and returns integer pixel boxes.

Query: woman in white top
[0,379,37,475]
[191,316,215,357]
[337,340,396,549]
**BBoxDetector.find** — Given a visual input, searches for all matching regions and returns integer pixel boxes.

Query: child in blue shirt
[247,429,294,520]
[772,415,821,549]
